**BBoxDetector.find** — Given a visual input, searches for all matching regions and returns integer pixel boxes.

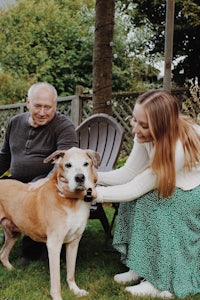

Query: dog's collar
[84,188,93,202]
[57,183,93,203]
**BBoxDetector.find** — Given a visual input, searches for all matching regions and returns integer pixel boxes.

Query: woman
[95,89,200,298]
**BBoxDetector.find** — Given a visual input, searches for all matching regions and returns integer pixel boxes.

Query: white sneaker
[114,269,141,284]
[125,281,173,298]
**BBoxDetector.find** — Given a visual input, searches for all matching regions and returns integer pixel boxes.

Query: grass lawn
[0,206,200,300]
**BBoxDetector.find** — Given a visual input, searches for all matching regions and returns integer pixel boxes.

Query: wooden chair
[76,113,124,243]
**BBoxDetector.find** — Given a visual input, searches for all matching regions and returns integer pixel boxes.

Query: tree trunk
[92,0,115,115]
[163,0,175,92]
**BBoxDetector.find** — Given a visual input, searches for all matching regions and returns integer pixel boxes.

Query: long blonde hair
[136,89,200,198]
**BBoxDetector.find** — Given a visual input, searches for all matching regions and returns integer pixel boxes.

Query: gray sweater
[0,112,78,182]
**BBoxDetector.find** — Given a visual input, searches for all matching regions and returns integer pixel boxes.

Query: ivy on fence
[182,79,200,124]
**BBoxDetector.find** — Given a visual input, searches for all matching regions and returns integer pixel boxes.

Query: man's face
[27,88,57,127]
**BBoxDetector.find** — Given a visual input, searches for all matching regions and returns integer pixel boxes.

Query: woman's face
[130,103,153,143]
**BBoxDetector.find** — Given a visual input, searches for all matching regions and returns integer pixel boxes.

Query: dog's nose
[75,174,85,183]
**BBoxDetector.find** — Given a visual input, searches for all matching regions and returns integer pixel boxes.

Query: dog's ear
[86,150,101,168]
[43,150,66,164]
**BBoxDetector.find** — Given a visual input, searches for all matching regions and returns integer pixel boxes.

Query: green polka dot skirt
[113,185,200,297]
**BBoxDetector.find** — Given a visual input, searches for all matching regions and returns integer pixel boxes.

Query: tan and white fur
[0,147,100,300]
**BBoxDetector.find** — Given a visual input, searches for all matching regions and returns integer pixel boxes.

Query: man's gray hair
[27,82,58,102]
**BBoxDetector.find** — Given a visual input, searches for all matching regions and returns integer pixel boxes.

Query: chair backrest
[76,113,124,171]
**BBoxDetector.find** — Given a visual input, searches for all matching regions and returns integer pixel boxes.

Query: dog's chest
[63,200,89,243]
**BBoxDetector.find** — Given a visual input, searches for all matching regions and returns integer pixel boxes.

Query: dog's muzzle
[74,173,86,190]
[75,173,85,184]
[74,174,93,202]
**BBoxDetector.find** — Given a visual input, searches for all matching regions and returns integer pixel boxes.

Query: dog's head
[44,147,100,193]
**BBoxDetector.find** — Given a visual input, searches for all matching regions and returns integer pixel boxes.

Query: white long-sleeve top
[96,125,200,203]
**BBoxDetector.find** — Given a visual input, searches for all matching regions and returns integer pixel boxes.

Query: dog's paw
[76,289,89,297]
[69,282,89,297]
[0,258,14,270]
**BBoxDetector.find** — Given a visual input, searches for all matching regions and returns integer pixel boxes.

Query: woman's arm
[96,167,156,203]
[96,138,190,203]
[97,137,152,186]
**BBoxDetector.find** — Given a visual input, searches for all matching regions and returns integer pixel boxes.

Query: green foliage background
[0,0,160,104]
[1,0,199,104]
[118,0,200,87]
[0,0,95,103]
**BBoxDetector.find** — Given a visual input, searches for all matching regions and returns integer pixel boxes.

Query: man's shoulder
[9,112,28,124]
[53,112,74,126]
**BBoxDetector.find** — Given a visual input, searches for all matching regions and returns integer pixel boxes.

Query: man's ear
[26,97,31,109]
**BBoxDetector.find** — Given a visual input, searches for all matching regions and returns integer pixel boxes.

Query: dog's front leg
[47,237,63,300]
[66,238,89,296]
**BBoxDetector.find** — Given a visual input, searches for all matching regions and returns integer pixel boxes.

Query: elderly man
[0,82,78,265]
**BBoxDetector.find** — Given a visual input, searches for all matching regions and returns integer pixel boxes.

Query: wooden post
[163,0,175,92]
[71,85,83,127]
[92,0,114,115]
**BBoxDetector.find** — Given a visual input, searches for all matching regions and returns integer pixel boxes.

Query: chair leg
[90,203,110,235]
[89,203,119,251]
[108,204,119,236]
[104,204,119,251]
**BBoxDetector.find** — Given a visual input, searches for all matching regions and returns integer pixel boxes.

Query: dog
[0,147,100,300]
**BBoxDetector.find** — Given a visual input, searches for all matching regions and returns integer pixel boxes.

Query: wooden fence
[0,88,191,157]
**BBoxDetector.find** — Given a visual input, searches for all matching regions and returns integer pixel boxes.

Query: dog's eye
[65,162,72,168]
[83,162,89,167]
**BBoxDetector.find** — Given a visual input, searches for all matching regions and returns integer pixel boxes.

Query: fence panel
[80,89,191,156]
[80,93,138,155]
[0,88,192,157]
